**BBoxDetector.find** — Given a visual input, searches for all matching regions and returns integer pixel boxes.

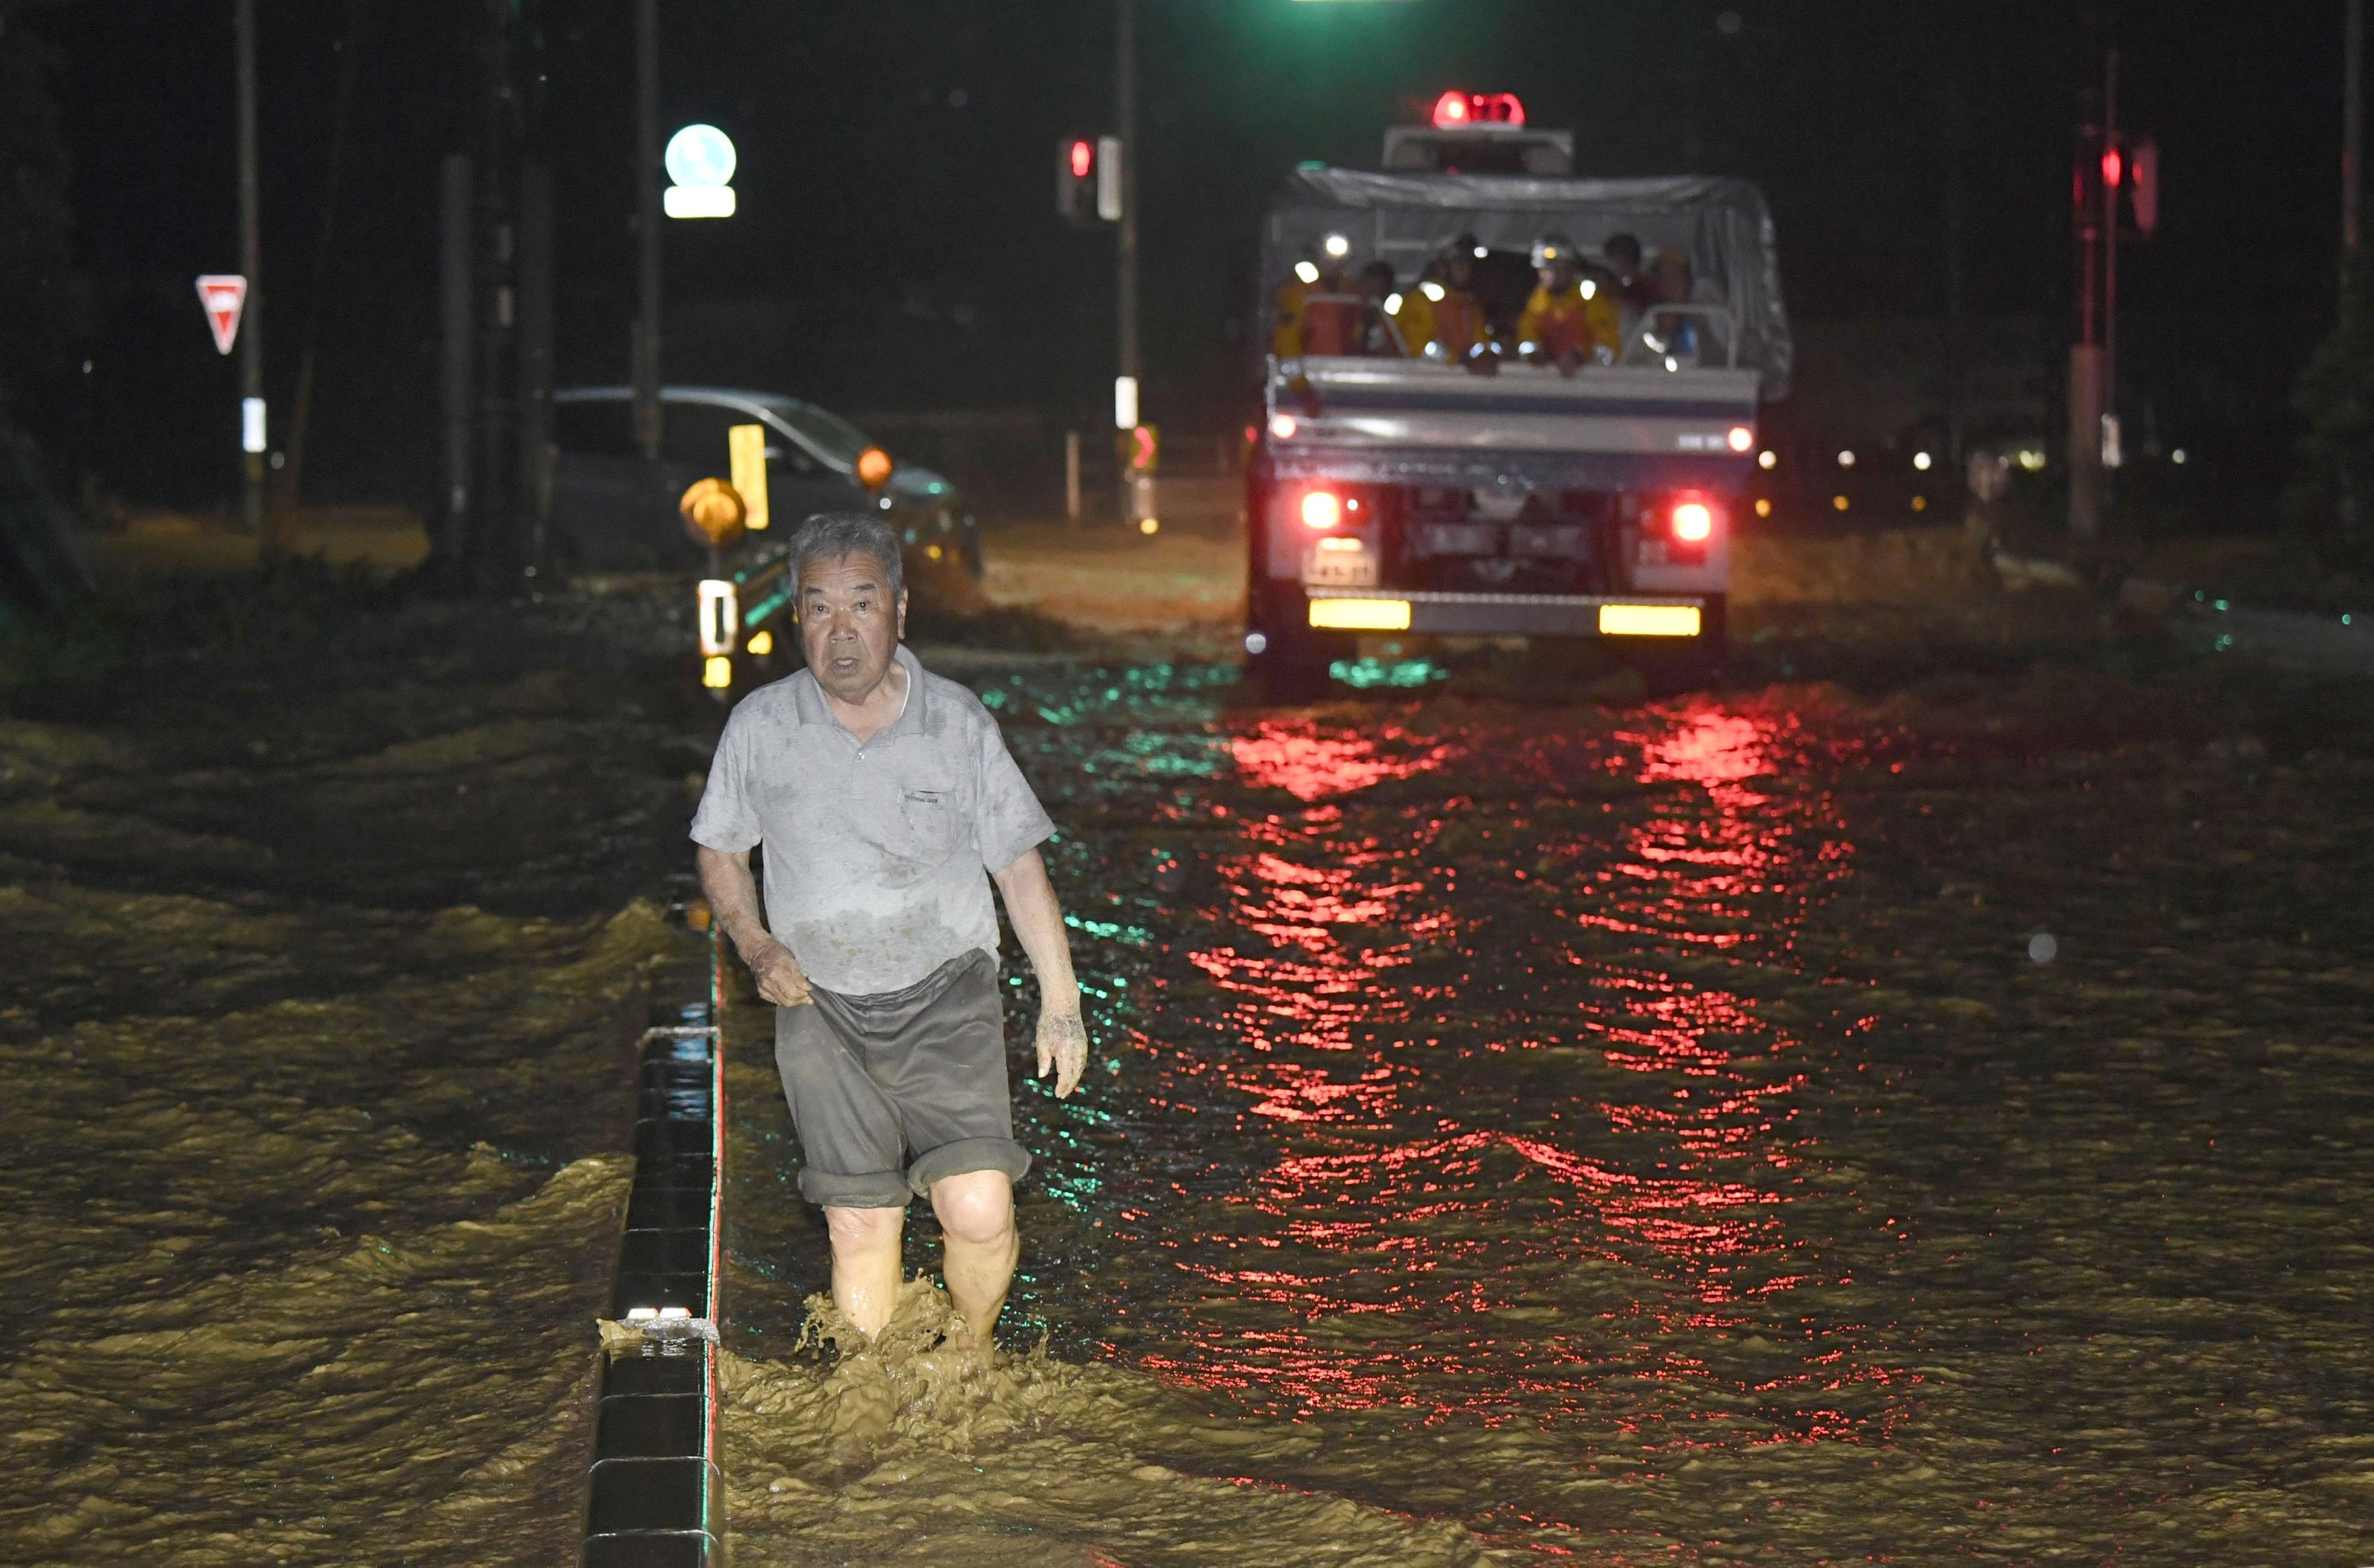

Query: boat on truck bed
[1245,160,1793,692]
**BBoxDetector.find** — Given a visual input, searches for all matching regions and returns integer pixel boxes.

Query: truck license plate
[1302,547,1377,589]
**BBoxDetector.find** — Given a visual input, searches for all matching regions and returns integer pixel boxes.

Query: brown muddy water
[0,589,707,1563]
[5,581,2372,1565]
[722,646,2374,1566]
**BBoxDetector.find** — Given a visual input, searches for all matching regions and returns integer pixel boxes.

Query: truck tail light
[1300,489,1342,530]
[1670,498,1716,542]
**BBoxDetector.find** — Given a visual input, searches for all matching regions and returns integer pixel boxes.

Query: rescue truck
[1245,93,1793,693]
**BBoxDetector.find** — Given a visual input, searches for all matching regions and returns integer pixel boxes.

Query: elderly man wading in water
[692,513,1087,1353]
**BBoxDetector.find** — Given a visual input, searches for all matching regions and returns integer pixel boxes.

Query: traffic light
[1056,135,1122,226]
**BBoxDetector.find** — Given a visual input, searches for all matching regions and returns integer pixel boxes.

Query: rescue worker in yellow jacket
[1272,237,1365,357]
[1515,232,1622,377]
[1391,233,1497,363]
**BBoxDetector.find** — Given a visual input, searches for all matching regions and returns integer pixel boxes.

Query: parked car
[549,385,977,573]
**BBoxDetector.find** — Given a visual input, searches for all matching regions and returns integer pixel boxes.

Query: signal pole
[1114,0,1140,524]
[235,0,267,546]
[2101,48,2120,489]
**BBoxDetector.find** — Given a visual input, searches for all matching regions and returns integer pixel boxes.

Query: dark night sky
[22,0,2359,508]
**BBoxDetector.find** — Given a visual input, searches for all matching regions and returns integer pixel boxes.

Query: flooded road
[5,567,2369,1564]
[723,650,2374,1565]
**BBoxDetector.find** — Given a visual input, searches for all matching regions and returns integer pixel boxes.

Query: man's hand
[1035,1007,1088,1099]
[743,937,813,1007]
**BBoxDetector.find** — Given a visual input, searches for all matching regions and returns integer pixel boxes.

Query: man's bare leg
[823,1204,906,1339]
[929,1171,1018,1350]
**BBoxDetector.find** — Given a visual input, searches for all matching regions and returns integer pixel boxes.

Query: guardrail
[582,922,727,1567]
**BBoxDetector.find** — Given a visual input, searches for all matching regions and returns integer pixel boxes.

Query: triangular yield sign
[195,275,248,356]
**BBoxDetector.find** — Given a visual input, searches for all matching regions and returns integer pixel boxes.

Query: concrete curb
[582,924,728,1567]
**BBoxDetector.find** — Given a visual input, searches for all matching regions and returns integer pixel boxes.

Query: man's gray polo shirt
[689,644,1055,997]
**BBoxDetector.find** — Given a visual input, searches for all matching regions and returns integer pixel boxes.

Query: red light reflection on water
[1139,699,1900,1452]
[1228,721,1458,802]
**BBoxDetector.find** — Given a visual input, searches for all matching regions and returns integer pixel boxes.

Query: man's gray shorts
[774,948,1032,1209]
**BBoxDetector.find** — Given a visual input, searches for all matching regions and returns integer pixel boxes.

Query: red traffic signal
[1057,135,1122,226]
[1057,136,1098,224]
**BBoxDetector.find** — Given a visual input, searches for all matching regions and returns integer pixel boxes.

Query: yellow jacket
[1517,280,1621,363]
[1393,283,1494,359]
[1272,277,1311,357]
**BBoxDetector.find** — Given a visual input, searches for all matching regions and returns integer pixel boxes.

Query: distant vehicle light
[1911,495,1928,511]
[1913,450,1933,471]
[1671,500,1715,542]
[1069,139,1093,179]
[1270,413,1298,439]
[1726,425,1753,453]
[1833,494,1850,511]
[1323,233,1350,258]
[2017,448,2046,471]
[1473,245,1488,258]
[2171,447,2187,465]
[855,446,893,488]
[1244,630,1269,656]
[1139,517,1160,534]
[1421,281,1445,302]
[1754,497,1772,517]
[1757,448,1777,469]
[1837,450,1856,467]
[1300,490,1342,530]
[2101,146,2122,187]
[1293,260,1319,285]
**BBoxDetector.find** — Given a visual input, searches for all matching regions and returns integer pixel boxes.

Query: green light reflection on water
[1329,656,1447,690]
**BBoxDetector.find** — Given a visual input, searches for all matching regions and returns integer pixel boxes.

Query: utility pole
[1941,79,1968,471]
[632,0,662,460]
[2349,0,2365,253]
[465,0,522,591]
[235,0,267,548]
[1114,0,1140,525]
[2068,60,2104,541]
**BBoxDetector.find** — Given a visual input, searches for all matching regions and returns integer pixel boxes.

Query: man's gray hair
[788,512,903,600]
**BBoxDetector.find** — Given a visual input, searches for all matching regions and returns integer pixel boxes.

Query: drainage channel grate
[583,928,726,1567]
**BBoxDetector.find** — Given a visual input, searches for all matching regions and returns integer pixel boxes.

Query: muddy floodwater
[0,591,701,1563]
[722,651,2374,1565]
[4,578,2371,1565]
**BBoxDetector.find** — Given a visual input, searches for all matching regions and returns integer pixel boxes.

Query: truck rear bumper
[1304,588,1713,638]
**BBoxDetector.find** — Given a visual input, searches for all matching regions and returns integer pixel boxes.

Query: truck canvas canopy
[1264,168,1793,400]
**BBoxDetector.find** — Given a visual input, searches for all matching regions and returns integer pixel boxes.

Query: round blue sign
[664,124,737,189]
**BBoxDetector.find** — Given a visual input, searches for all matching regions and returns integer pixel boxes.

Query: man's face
[1540,260,1576,293]
[797,551,906,705]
